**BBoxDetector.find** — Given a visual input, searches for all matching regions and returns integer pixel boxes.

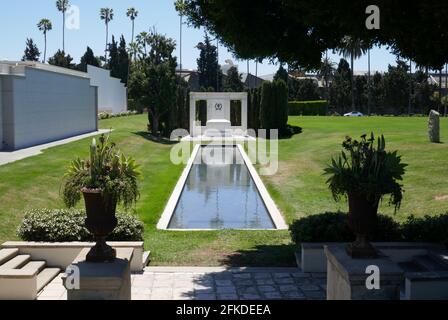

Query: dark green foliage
[230,100,242,126]
[289,212,402,244]
[196,33,222,91]
[381,61,411,114]
[289,79,321,101]
[78,47,101,72]
[108,36,129,84]
[288,101,328,116]
[181,1,448,70]
[22,38,41,62]
[260,80,288,134]
[223,66,244,92]
[324,134,407,211]
[274,65,289,83]
[329,59,352,113]
[17,209,144,242]
[128,31,178,136]
[401,214,448,244]
[48,50,76,69]
[247,88,261,130]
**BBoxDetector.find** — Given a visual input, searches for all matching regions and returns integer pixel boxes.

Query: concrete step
[0,254,31,270]
[413,255,448,272]
[37,268,61,293]
[21,261,46,274]
[0,248,19,265]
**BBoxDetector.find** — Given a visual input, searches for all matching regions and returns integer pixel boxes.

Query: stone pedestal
[62,248,133,300]
[325,245,403,300]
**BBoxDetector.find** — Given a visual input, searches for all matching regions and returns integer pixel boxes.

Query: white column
[241,95,248,132]
[189,94,196,136]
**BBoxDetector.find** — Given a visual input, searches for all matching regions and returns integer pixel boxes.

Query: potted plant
[62,135,141,262]
[324,133,407,258]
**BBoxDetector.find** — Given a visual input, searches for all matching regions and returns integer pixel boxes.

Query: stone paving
[37,267,327,300]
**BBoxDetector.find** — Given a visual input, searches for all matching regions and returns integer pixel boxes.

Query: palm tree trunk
[367,49,371,115]
[43,32,47,63]
[63,12,65,52]
[105,23,109,62]
[179,15,183,72]
[351,52,355,111]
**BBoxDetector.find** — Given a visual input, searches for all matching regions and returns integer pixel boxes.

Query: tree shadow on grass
[132,131,180,145]
[219,244,297,268]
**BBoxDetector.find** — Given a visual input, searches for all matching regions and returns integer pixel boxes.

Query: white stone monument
[189,92,248,139]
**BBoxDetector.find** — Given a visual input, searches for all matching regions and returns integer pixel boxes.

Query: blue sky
[0,0,399,75]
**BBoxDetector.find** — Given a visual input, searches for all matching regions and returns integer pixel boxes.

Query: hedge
[17,209,144,242]
[288,100,328,116]
[290,212,448,245]
[289,212,402,244]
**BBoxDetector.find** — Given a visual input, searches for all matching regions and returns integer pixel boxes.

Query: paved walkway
[37,267,327,300]
[0,129,111,166]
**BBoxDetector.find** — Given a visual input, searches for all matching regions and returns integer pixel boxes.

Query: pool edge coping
[156,143,288,231]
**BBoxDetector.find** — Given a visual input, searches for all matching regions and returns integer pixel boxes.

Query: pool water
[168,146,275,230]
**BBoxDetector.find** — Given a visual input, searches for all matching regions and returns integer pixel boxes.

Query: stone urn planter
[82,188,118,262]
[346,192,380,258]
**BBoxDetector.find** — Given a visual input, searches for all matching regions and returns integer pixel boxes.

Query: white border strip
[236,144,288,230]
[157,144,201,229]
[157,144,288,230]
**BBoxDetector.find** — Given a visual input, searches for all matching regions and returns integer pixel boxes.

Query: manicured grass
[0,115,446,266]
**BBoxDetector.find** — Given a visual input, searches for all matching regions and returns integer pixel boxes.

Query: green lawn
[0,115,446,266]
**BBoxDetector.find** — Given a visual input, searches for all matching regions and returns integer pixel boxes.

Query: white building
[87,65,127,114]
[0,61,128,151]
[0,61,98,151]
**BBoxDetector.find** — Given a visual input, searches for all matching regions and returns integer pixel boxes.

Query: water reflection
[168,146,275,229]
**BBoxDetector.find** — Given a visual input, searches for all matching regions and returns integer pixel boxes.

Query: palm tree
[175,0,187,73]
[337,36,369,111]
[126,8,138,86]
[100,8,114,61]
[319,55,336,100]
[56,0,70,52]
[126,7,138,44]
[128,42,141,61]
[37,19,52,63]
[136,31,149,58]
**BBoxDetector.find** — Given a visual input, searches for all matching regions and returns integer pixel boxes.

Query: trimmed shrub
[98,110,138,120]
[288,100,328,116]
[17,209,144,242]
[401,214,448,244]
[260,80,289,134]
[289,212,402,244]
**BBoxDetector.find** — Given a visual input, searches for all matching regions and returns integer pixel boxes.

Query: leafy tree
[196,33,222,91]
[48,50,76,69]
[180,1,448,70]
[117,36,130,85]
[337,36,369,110]
[22,38,41,61]
[381,60,411,114]
[100,8,114,61]
[260,80,288,134]
[78,47,100,72]
[136,31,149,58]
[293,79,321,101]
[329,59,352,113]
[108,36,119,73]
[37,18,52,63]
[223,66,244,92]
[128,31,178,136]
[274,65,289,83]
[108,36,129,84]
[56,0,70,51]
